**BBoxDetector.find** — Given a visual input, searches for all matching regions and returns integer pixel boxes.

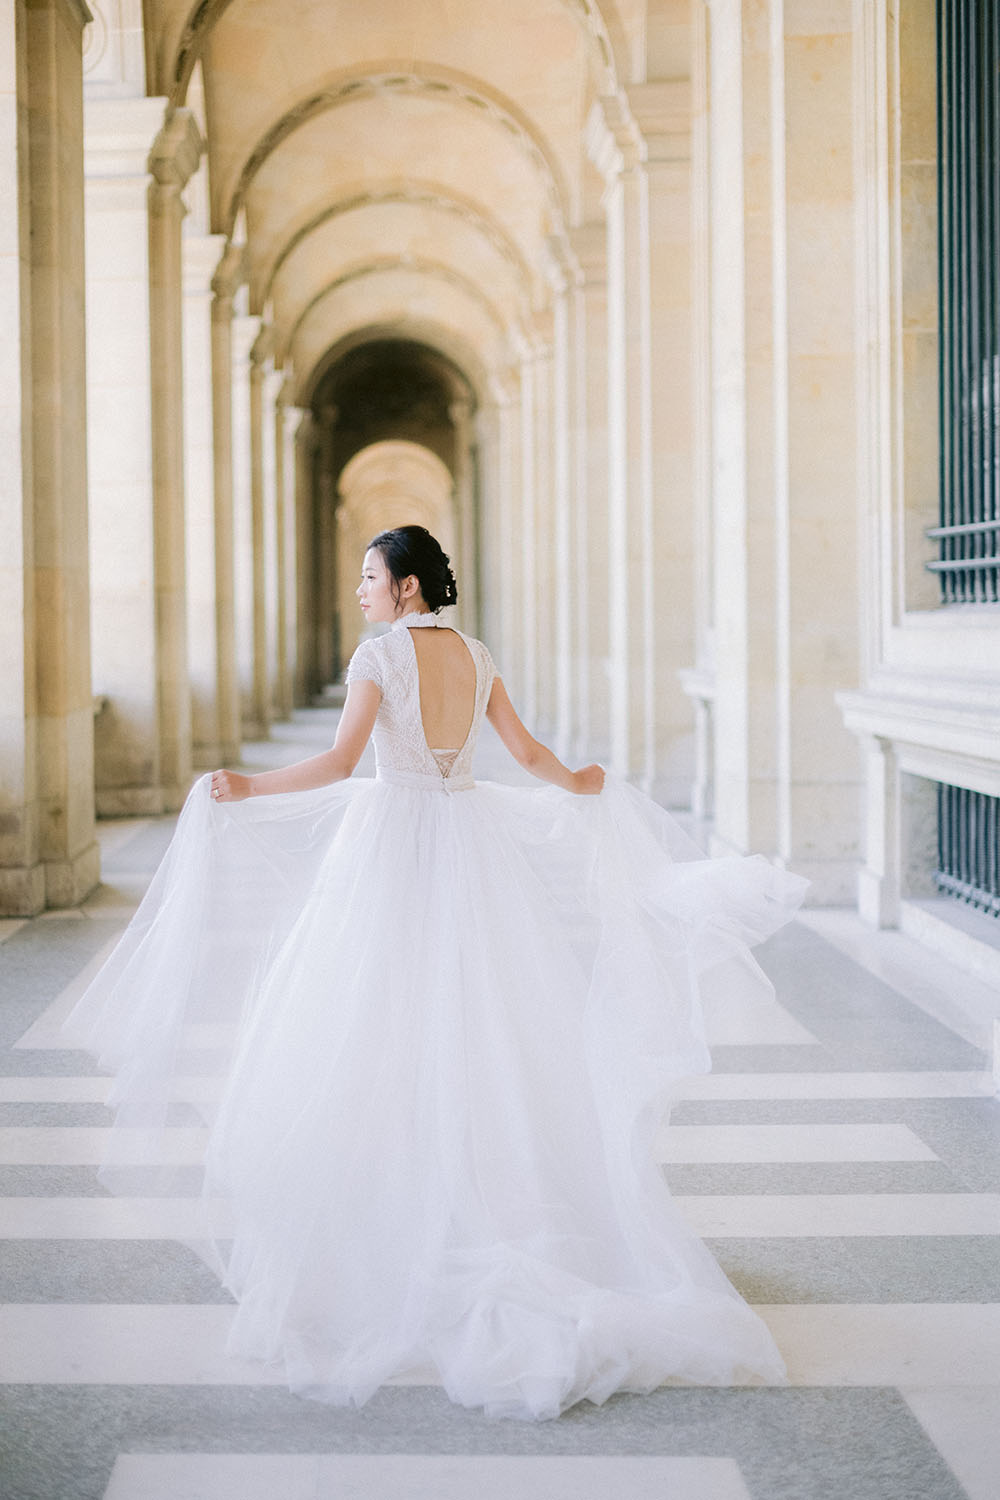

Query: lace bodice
[345,615,497,786]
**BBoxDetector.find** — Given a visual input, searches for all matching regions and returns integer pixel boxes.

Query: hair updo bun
[367,525,458,613]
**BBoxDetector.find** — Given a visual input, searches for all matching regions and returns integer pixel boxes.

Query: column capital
[250,324,276,369]
[148,107,202,193]
[211,239,245,302]
[586,93,643,181]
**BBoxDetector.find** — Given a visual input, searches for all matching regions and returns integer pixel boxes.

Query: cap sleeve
[345,637,384,693]
[476,638,499,690]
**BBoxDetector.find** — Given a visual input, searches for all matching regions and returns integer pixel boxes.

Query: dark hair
[368,525,458,613]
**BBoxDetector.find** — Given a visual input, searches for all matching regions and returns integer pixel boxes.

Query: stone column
[209,242,242,763]
[86,94,164,814]
[706,1,861,900]
[517,352,539,724]
[546,247,577,760]
[706,1,782,860]
[490,367,522,702]
[230,295,262,735]
[776,4,861,899]
[529,322,555,737]
[273,389,301,721]
[183,227,226,767]
[246,328,273,737]
[630,80,696,806]
[0,0,99,914]
[587,97,654,785]
[147,108,201,808]
[474,394,502,649]
[293,412,316,704]
[258,355,284,720]
[567,223,611,764]
[313,419,338,686]
[86,98,200,814]
[449,396,479,635]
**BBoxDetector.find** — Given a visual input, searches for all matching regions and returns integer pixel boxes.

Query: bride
[65,524,807,1421]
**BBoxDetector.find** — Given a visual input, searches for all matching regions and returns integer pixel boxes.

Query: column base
[95,785,169,818]
[44,840,101,909]
[0,864,47,918]
[857,865,899,929]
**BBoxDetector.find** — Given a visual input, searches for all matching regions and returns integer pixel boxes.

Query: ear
[401,574,419,599]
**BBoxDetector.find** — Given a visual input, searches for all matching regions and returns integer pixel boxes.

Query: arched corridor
[3,0,1000,950]
[2,0,1000,1491]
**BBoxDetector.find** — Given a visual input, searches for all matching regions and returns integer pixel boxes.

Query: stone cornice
[148,108,202,192]
[84,95,170,176]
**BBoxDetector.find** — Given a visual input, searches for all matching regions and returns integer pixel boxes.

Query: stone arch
[261,184,534,310]
[299,321,488,413]
[340,440,455,554]
[222,65,571,237]
[165,0,628,107]
[282,257,511,366]
[299,337,480,685]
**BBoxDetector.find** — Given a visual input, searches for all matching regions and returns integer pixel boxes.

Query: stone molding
[586,93,643,181]
[84,95,169,176]
[148,107,202,193]
[211,239,245,303]
[839,690,1000,795]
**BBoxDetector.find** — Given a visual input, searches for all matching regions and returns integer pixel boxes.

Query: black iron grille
[934,782,1000,917]
[930,0,1000,603]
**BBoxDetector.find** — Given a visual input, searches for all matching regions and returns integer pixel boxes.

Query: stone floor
[1,709,999,1500]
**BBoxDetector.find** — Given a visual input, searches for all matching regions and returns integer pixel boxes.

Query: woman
[65,525,807,1421]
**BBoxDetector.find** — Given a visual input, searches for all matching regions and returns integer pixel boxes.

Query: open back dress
[64,612,807,1420]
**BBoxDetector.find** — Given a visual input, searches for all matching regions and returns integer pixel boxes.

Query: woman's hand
[572,764,605,796]
[210,769,252,803]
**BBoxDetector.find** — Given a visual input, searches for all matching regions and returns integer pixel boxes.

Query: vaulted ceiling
[140,0,655,400]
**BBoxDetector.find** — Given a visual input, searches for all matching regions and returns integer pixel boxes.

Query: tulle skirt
[63,769,807,1420]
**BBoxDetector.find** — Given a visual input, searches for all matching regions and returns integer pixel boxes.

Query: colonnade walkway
[1,707,999,1500]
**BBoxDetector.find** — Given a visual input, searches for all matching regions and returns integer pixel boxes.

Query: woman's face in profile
[357,549,397,624]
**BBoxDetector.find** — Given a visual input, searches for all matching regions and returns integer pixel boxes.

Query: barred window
[928,1,1000,603]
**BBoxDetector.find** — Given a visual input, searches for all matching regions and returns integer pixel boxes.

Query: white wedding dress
[64,614,807,1420]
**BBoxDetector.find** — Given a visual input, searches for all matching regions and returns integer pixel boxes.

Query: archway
[299,337,478,692]
[336,440,456,659]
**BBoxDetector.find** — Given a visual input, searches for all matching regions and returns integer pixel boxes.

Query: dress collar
[392,612,440,630]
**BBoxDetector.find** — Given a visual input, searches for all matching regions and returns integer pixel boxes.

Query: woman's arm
[211,679,381,801]
[485,677,604,795]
